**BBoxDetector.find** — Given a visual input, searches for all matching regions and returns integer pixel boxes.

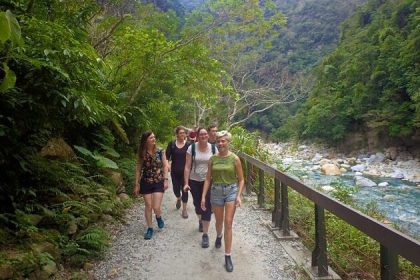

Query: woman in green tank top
[201,130,244,273]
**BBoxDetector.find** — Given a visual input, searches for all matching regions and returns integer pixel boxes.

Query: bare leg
[152,192,164,217]
[143,194,153,227]
[224,201,236,254]
[212,205,224,237]
[202,220,210,234]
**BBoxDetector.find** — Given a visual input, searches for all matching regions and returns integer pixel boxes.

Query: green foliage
[245,0,366,138]
[280,0,420,142]
[74,145,119,170]
[329,181,359,205]
[0,10,22,92]
[286,189,419,279]
[115,155,137,195]
[62,226,109,266]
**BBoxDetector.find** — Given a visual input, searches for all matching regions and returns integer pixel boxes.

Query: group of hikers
[133,125,244,272]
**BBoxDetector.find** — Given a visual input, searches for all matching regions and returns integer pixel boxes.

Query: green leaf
[0,10,23,46]
[0,12,11,43]
[101,145,120,158]
[0,63,17,92]
[73,145,95,158]
[95,156,118,169]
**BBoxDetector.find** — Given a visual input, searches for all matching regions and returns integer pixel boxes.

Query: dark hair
[207,124,217,131]
[137,131,155,163]
[175,125,186,135]
[196,127,208,138]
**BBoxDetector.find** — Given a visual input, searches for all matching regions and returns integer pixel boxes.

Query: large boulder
[102,169,125,193]
[31,241,61,261]
[354,176,377,187]
[366,153,386,164]
[40,138,76,160]
[351,164,366,172]
[385,147,398,161]
[321,163,341,176]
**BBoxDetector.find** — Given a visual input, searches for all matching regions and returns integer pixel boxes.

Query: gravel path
[93,184,298,280]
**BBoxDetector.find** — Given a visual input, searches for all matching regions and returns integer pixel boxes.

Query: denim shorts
[210,183,237,206]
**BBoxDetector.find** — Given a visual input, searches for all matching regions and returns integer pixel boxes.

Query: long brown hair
[137,131,156,163]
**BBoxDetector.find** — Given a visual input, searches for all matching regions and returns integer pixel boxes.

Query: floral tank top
[141,150,163,184]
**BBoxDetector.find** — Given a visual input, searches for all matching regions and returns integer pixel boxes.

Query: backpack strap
[156,149,163,162]
[191,143,196,171]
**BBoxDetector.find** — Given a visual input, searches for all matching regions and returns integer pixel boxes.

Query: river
[265,143,420,240]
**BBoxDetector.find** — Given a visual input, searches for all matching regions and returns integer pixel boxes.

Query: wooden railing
[238,151,420,280]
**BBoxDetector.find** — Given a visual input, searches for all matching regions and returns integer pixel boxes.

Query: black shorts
[140,180,164,195]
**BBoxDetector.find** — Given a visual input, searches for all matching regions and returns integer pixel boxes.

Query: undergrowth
[0,155,133,278]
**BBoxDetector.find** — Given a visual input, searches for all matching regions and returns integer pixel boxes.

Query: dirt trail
[93,183,297,280]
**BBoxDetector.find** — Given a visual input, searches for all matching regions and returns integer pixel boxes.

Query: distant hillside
[246,0,366,136]
[177,0,204,10]
[271,0,366,73]
[281,0,419,150]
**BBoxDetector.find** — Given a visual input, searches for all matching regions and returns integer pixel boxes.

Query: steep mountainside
[284,0,419,151]
[245,0,366,136]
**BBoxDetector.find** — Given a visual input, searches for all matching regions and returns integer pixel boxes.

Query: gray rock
[354,176,377,187]
[367,153,385,164]
[385,147,398,160]
[298,145,308,151]
[378,182,389,187]
[321,185,335,193]
[383,195,396,201]
[391,169,405,179]
[311,153,323,162]
[351,164,366,172]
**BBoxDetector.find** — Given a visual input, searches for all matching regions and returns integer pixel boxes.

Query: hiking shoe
[225,255,233,272]
[198,221,203,232]
[156,216,164,229]
[201,234,209,248]
[144,228,154,240]
[176,199,181,209]
[215,236,222,248]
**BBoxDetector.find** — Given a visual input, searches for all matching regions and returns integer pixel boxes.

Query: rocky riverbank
[265,142,420,186]
[263,142,420,238]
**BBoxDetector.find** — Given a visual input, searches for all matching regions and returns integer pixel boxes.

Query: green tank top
[211,153,237,184]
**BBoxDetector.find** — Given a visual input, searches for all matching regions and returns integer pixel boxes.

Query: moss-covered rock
[31,241,61,261]
[40,138,76,160]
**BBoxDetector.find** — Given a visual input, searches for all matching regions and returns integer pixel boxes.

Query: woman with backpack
[133,131,169,240]
[201,130,244,272]
[183,127,217,248]
[165,126,190,217]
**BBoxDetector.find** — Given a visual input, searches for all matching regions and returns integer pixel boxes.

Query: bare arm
[201,159,213,210]
[162,150,169,190]
[183,153,192,191]
[165,142,172,172]
[235,155,245,206]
